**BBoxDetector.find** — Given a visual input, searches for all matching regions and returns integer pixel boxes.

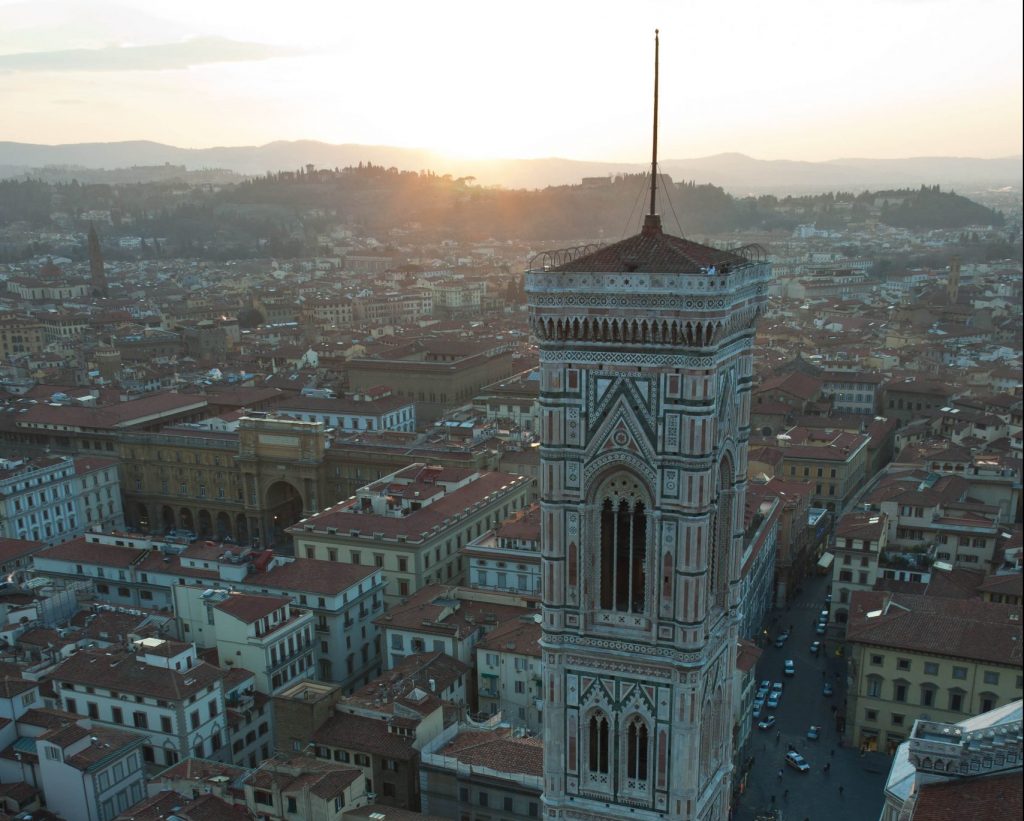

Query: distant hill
[0,140,1020,194]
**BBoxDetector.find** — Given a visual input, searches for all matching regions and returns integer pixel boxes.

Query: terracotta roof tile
[911,771,1022,820]
[312,712,417,760]
[846,591,1022,666]
[213,592,291,623]
[438,727,543,778]
[52,648,223,702]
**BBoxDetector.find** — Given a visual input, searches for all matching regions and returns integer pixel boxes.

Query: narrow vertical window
[600,500,615,609]
[626,716,649,781]
[615,499,631,610]
[588,712,609,774]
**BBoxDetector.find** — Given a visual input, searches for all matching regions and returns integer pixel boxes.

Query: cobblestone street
[733,573,890,821]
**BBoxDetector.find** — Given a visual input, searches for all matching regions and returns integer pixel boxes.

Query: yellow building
[777,426,871,514]
[845,590,1023,755]
[291,464,532,606]
[0,316,46,358]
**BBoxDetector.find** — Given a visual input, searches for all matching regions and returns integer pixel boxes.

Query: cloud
[0,36,304,72]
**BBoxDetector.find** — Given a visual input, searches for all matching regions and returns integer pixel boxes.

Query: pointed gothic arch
[624,713,651,784]
[585,708,611,779]
[708,451,736,611]
[593,473,651,614]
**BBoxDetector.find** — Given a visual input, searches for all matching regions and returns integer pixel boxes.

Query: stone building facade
[526,215,769,820]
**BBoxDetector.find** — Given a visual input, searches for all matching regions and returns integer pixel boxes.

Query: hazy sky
[1,0,1021,162]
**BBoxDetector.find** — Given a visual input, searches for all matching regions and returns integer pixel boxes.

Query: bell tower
[88,222,109,298]
[527,31,771,821]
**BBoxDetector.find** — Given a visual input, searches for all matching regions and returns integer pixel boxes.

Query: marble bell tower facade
[527,212,770,820]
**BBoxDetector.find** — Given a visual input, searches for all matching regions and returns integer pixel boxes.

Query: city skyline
[1,0,1021,164]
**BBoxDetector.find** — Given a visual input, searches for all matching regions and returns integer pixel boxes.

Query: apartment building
[845,591,1023,754]
[34,535,385,692]
[240,755,368,820]
[463,502,541,596]
[376,584,534,671]
[0,537,44,578]
[0,455,123,545]
[746,478,815,607]
[292,464,531,606]
[36,723,147,821]
[275,388,416,434]
[831,511,889,622]
[776,426,871,514]
[820,370,883,416]
[867,467,1009,572]
[50,639,229,769]
[222,667,274,767]
[174,589,316,695]
[475,617,542,732]
[419,725,543,821]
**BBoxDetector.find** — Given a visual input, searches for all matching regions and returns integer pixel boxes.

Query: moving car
[767,691,782,709]
[772,681,784,692]
[809,641,821,656]
[806,725,820,740]
[784,659,795,677]
[775,631,790,648]
[823,682,834,697]
[758,715,777,731]
[785,751,811,773]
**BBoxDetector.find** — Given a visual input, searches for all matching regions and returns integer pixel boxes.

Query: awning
[817,552,835,569]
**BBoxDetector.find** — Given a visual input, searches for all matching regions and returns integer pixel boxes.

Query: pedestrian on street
[831,748,835,757]
[839,785,844,797]
[776,730,781,744]
[770,794,776,804]
[824,762,831,775]
[783,789,789,801]
[777,768,783,782]
[821,670,826,679]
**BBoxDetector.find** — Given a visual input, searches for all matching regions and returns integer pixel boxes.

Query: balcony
[268,643,313,673]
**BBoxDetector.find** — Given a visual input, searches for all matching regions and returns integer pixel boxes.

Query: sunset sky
[1,0,1021,163]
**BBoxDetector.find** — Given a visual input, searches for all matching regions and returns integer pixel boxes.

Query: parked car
[784,659,795,676]
[806,725,820,740]
[757,684,770,700]
[753,699,766,718]
[758,715,777,731]
[767,691,781,709]
[785,751,811,772]
[815,623,827,635]
[823,682,834,697]
[809,641,821,656]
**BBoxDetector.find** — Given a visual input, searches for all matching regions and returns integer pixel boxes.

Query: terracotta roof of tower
[548,224,747,274]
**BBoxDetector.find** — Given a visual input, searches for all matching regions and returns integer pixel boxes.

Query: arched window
[588,711,609,774]
[599,497,647,612]
[708,454,734,609]
[626,715,649,781]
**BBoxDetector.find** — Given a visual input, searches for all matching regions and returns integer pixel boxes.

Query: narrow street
[734,572,891,820]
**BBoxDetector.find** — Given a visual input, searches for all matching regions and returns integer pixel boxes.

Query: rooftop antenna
[644,29,662,235]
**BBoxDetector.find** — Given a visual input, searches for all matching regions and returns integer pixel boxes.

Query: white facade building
[173,588,316,695]
[50,639,229,769]
[37,723,147,821]
[0,455,123,545]
[32,536,386,693]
